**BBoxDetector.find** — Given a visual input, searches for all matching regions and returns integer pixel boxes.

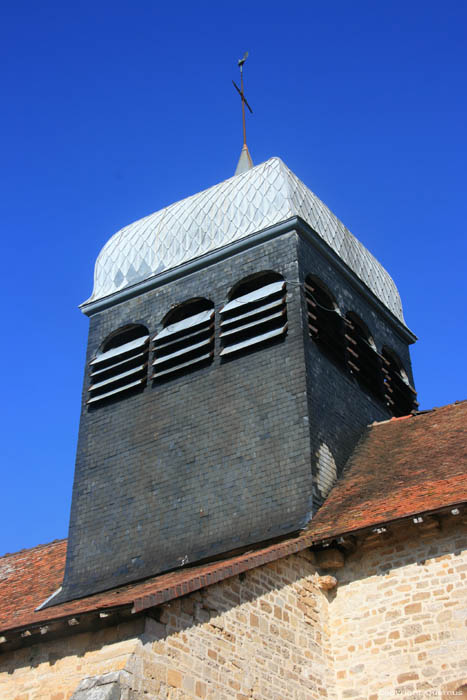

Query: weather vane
[232,51,253,148]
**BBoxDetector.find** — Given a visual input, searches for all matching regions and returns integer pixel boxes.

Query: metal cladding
[86,158,405,324]
[235,144,254,175]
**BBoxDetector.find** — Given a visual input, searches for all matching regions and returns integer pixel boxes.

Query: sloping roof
[305,400,467,540]
[1,401,465,637]
[0,535,315,634]
[0,539,67,632]
[85,158,405,324]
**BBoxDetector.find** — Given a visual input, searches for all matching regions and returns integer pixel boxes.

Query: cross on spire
[233,52,254,175]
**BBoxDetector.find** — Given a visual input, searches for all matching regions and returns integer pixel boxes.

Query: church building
[1,154,466,699]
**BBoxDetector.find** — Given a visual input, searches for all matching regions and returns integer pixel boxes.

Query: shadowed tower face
[48,158,417,606]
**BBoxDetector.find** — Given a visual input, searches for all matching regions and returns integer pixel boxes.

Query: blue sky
[1,0,466,555]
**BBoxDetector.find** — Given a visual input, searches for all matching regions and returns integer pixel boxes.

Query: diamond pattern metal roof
[86,158,404,323]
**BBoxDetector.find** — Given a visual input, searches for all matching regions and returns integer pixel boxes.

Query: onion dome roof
[86,157,404,323]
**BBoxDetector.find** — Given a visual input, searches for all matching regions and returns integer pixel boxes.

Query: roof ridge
[274,157,296,220]
[0,538,66,560]
[369,399,467,429]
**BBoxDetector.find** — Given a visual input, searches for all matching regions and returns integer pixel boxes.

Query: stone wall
[328,517,467,698]
[1,520,466,699]
[0,550,333,700]
[135,549,332,700]
[0,618,144,700]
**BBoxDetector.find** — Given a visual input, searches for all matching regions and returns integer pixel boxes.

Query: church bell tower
[48,157,417,606]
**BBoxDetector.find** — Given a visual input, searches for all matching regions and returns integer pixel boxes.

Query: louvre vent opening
[87,325,149,405]
[152,299,214,381]
[382,348,418,417]
[305,277,346,367]
[345,314,384,401]
[220,273,287,357]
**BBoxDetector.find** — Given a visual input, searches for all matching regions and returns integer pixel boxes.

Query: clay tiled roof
[306,400,467,540]
[0,539,67,633]
[0,534,312,635]
[0,401,465,637]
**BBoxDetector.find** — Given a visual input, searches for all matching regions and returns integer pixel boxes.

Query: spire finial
[233,51,254,175]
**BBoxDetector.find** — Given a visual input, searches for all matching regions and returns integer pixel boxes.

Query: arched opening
[304,275,345,367]
[101,324,148,352]
[345,312,383,401]
[220,271,287,357]
[152,298,214,380]
[381,346,418,417]
[227,270,284,300]
[87,324,149,405]
[161,297,213,326]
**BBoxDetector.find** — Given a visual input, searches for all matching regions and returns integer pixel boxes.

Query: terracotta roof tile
[1,401,465,637]
[305,400,467,540]
[0,534,308,635]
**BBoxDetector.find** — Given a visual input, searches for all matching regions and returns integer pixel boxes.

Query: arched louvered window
[220,272,287,357]
[305,276,345,366]
[381,347,418,417]
[345,313,384,401]
[152,298,214,380]
[87,325,149,405]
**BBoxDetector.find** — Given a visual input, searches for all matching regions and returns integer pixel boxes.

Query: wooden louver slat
[152,309,214,381]
[220,280,287,358]
[343,316,385,402]
[305,282,346,367]
[381,349,418,417]
[87,331,149,406]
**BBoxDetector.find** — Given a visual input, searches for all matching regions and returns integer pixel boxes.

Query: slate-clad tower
[49,158,417,606]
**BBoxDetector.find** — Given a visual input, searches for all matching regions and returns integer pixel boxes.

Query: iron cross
[232,51,253,147]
